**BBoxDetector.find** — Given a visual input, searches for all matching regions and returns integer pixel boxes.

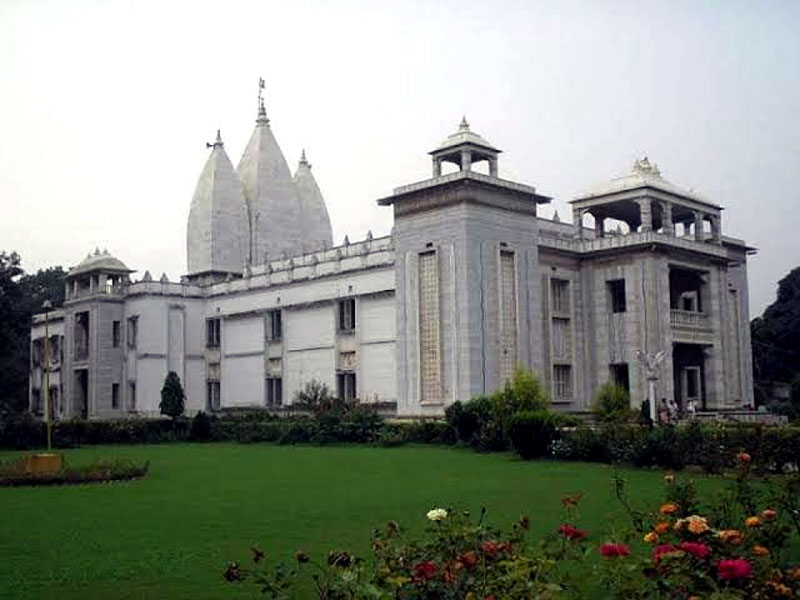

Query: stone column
[661,201,674,236]
[432,158,442,178]
[488,157,498,177]
[694,211,704,242]
[460,150,472,172]
[595,213,605,238]
[709,214,721,243]
[573,207,585,240]
[638,198,653,232]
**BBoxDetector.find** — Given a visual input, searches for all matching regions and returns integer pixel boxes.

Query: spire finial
[256,77,269,125]
[299,149,309,167]
[206,129,224,149]
[459,115,470,131]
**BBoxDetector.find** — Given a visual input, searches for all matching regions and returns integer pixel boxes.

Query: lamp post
[42,300,52,452]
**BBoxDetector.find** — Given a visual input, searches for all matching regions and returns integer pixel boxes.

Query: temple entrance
[672,343,706,411]
[74,369,88,419]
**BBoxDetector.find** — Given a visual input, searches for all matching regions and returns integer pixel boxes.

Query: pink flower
[652,544,679,563]
[558,523,587,541]
[599,543,631,558]
[679,541,711,559]
[717,558,753,580]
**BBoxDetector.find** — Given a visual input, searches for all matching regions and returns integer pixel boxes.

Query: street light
[42,300,53,452]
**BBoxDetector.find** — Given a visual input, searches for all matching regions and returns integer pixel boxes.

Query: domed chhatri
[69,247,133,277]
[429,116,501,177]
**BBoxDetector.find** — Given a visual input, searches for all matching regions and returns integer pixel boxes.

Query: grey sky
[1,0,797,317]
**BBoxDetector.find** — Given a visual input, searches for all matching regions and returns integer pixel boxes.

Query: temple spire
[207,129,223,149]
[256,77,269,125]
[459,115,470,131]
[299,149,309,167]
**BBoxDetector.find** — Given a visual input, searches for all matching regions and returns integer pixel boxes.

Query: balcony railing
[670,309,710,329]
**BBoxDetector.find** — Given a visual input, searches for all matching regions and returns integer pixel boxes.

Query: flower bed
[0,457,149,487]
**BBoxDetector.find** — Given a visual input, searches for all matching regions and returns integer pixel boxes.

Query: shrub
[294,380,339,414]
[0,458,149,487]
[189,411,213,441]
[445,397,492,445]
[592,382,633,423]
[509,410,560,459]
[159,371,185,420]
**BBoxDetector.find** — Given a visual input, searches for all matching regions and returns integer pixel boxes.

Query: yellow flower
[426,508,448,521]
[659,503,678,515]
[752,545,770,556]
[717,529,744,545]
[686,515,710,535]
[663,474,675,484]
[745,516,761,528]
[674,519,685,531]
[643,532,659,543]
[654,521,671,535]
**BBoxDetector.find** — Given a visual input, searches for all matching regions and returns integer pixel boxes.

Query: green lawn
[0,443,720,599]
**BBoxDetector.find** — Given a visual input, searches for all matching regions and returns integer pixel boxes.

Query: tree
[160,371,185,420]
[592,382,633,423]
[751,266,800,384]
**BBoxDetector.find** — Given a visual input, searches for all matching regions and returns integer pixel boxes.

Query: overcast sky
[1,0,797,316]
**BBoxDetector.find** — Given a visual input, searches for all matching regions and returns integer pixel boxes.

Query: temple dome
[237,103,304,263]
[292,150,333,250]
[69,248,132,277]
[186,131,249,275]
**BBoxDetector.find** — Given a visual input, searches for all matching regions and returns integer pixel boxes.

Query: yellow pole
[43,301,52,452]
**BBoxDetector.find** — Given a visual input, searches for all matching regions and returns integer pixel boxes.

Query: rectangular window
[266,310,282,341]
[266,377,282,407]
[499,249,518,383]
[418,250,441,403]
[75,312,90,359]
[206,318,221,348]
[338,298,356,332]
[111,383,119,409]
[551,318,571,360]
[128,382,136,411]
[553,365,572,401]
[126,316,138,349]
[550,278,570,313]
[611,363,630,394]
[337,372,357,401]
[112,321,120,347]
[206,381,221,411]
[608,279,627,313]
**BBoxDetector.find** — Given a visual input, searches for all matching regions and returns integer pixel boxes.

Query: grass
[0,443,723,599]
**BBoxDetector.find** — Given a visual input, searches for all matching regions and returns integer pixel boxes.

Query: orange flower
[752,545,769,557]
[767,581,793,597]
[654,521,671,535]
[737,452,752,463]
[745,516,761,528]
[673,519,685,531]
[561,493,582,508]
[686,515,710,534]
[762,508,777,521]
[659,503,678,515]
[717,529,744,545]
[643,532,659,544]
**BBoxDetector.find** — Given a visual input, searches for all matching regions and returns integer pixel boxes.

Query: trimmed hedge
[0,458,149,487]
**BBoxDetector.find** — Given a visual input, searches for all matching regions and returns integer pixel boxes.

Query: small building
[29,95,755,419]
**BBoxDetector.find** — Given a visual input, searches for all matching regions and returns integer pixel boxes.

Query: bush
[509,410,560,459]
[0,458,149,487]
[159,371,185,420]
[592,382,633,423]
[294,380,339,414]
[189,411,213,441]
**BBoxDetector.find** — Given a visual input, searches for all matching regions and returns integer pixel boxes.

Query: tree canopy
[751,266,800,383]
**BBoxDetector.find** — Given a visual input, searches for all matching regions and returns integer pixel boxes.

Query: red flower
[558,523,588,541]
[599,543,631,558]
[458,551,478,570]
[679,541,711,559]
[717,558,753,580]
[413,560,439,582]
[652,544,678,563]
[481,540,500,555]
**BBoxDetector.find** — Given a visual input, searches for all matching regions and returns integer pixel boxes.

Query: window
[206,318,221,348]
[551,318,571,359]
[608,279,627,313]
[75,312,90,359]
[266,377,282,407]
[207,381,221,411]
[266,310,282,341]
[337,372,357,401]
[338,298,356,332]
[112,321,121,347]
[126,317,138,349]
[611,363,630,394]
[418,250,441,403]
[553,365,572,401]
[499,249,518,383]
[111,383,119,409]
[128,382,136,411]
[550,279,570,313]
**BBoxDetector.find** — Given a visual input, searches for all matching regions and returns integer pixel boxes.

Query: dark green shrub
[445,397,492,445]
[160,371,185,420]
[279,418,316,445]
[397,420,456,445]
[189,411,213,441]
[592,382,632,423]
[294,380,339,414]
[509,410,560,459]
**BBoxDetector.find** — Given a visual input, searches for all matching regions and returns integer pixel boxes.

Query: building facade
[29,102,755,420]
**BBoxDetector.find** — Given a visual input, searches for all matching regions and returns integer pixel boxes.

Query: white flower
[426,508,448,521]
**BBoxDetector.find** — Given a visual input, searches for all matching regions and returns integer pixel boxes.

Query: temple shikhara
[28,88,755,419]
